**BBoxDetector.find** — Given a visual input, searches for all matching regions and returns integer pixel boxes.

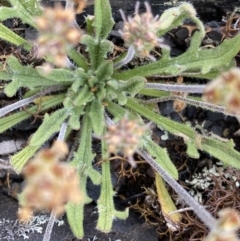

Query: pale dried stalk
[42,121,68,241]
[0,86,64,118]
[138,149,216,230]
[114,45,135,69]
[142,95,236,117]
[145,83,206,93]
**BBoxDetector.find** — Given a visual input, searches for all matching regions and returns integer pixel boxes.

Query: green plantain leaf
[0,0,41,28]
[142,135,178,179]
[97,140,128,232]
[88,99,105,135]
[127,98,240,170]
[29,108,70,146]
[186,139,200,158]
[201,138,240,169]
[10,0,42,16]
[73,84,94,106]
[36,67,76,82]
[95,60,113,81]
[107,76,146,97]
[113,31,240,80]
[66,202,85,239]
[0,7,19,21]
[94,0,114,40]
[81,35,113,70]
[68,106,84,130]
[66,170,92,239]
[70,114,101,184]
[0,94,65,134]
[4,56,70,97]
[11,145,41,173]
[0,24,30,49]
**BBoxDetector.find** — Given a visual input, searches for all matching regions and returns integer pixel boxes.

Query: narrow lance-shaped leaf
[107,76,146,97]
[0,24,31,50]
[105,100,128,121]
[73,84,94,106]
[127,97,196,139]
[66,168,92,239]
[36,67,76,82]
[0,94,65,134]
[127,98,240,169]
[141,135,178,179]
[11,145,41,174]
[7,0,42,26]
[71,79,84,93]
[201,137,240,169]
[155,173,181,225]
[70,114,101,184]
[113,31,240,80]
[94,0,114,40]
[97,139,128,232]
[88,99,105,135]
[95,60,113,81]
[81,35,113,70]
[0,7,20,21]
[4,56,69,97]
[4,80,21,98]
[29,108,70,146]
[6,54,26,70]
[68,48,88,71]
[10,0,42,16]
[186,139,200,158]
[68,106,85,130]
[67,114,101,238]
[37,67,88,85]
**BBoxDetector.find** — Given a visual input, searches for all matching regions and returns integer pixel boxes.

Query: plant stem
[65,0,81,31]
[41,0,74,229]
[0,86,64,118]
[142,95,235,117]
[138,149,216,230]
[145,83,206,93]
[104,112,113,126]
[42,122,68,241]
[68,48,88,70]
[42,212,56,241]
[57,121,68,141]
[113,46,135,69]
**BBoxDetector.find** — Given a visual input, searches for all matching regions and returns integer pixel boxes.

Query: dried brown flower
[35,4,82,67]
[203,68,240,115]
[18,141,82,221]
[172,77,187,113]
[104,117,146,167]
[119,2,169,60]
[204,208,240,241]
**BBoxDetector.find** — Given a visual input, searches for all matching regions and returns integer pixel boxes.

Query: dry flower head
[203,68,240,115]
[35,4,82,67]
[104,117,147,167]
[119,2,169,60]
[18,141,82,221]
[172,76,187,112]
[204,208,240,241]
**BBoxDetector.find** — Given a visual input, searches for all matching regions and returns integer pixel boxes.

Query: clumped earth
[0,1,240,240]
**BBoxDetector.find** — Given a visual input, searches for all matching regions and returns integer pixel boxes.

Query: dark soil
[1,1,240,241]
